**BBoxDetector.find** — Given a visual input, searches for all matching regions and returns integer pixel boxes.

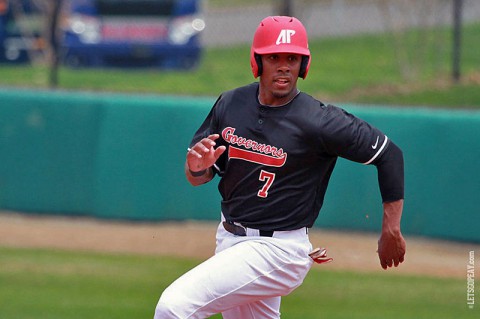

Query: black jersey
[190,83,390,231]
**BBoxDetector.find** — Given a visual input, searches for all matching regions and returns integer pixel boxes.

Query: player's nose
[276,63,290,74]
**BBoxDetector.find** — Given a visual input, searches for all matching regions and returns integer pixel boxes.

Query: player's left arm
[378,199,405,270]
[373,141,406,270]
[319,105,406,269]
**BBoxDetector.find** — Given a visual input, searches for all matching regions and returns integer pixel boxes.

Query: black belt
[223,221,274,237]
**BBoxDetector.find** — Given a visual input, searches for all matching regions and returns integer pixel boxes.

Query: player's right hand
[187,134,226,173]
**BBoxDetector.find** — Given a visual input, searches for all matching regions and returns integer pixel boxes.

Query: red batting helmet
[250,16,311,79]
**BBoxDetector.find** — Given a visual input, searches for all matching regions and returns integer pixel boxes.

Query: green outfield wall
[0,88,478,242]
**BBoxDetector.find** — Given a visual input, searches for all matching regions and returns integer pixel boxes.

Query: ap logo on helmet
[276,29,296,45]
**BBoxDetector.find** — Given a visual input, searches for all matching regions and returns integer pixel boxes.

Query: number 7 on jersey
[257,170,275,198]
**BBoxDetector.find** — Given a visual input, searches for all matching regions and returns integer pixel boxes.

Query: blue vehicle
[62,0,205,69]
[0,0,44,64]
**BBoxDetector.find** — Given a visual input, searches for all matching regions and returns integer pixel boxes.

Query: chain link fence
[203,0,480,81]
[1,0,479,84]
[203,0,480,46]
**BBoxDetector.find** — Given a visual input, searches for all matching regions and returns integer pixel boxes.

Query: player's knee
[154,292,186,319]
[154,301,183,319]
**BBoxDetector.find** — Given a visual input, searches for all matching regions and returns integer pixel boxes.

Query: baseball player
[154,16,406,319]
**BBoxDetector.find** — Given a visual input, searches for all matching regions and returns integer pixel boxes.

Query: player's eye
[288,55,298,62]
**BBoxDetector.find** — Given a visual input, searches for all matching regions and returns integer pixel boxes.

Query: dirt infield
[0,211,477,278]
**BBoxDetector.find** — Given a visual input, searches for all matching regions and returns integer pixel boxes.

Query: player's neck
[258,89,300,107]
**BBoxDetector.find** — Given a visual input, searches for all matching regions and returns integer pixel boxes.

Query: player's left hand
[377,231,406,270]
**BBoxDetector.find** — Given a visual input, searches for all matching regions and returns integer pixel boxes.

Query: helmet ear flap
[299,55,310,79]
[255,54,263,77]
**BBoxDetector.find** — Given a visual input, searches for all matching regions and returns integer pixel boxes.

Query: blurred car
[0,0,44,64]
[61,0,205,69]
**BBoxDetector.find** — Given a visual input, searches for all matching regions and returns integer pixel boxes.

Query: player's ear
[255,54,263,77]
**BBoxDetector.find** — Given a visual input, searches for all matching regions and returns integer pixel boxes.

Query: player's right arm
[185,134,226,186]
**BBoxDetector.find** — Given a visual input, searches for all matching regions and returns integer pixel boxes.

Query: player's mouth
[273,77,290,89]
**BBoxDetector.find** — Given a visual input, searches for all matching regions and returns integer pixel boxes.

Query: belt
[222,221,274,237]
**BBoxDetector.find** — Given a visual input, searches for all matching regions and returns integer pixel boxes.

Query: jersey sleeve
[189,95,223,145]
[319,105,389,165]
[374,141,404,202]
[188,95,226,175]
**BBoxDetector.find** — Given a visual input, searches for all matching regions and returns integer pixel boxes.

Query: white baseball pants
[154,218,313,319]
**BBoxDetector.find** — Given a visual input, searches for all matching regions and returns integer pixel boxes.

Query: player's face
[259,53,301,106]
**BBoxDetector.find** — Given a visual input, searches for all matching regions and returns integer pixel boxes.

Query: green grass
[0,247,199,319]
[0,246,477,319]
[0,23,479,108]
[283,269,474,319]
[355,82,480,109]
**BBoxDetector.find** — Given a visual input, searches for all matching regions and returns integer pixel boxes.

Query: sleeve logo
[371,136,380,149]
